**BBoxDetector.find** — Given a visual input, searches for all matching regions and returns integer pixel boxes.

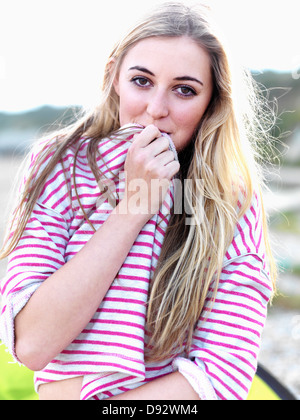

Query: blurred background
[0,0,299,399]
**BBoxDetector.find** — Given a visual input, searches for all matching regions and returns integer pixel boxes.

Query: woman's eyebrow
[129,66,155,76]
[128,66,204,86]
[174,76,203,86]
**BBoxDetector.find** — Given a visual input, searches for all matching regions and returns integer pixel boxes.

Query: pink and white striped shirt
[0,131,273,400]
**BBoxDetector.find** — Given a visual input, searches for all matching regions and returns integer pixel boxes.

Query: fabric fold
[31,124,177,397]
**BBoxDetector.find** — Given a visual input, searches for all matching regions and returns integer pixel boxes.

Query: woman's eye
[175,85,197,97]
[131,76,151,88]
[130,77,196,97]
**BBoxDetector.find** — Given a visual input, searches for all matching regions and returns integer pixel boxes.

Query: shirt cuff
[172,357,217,400]
[0,283,41,363]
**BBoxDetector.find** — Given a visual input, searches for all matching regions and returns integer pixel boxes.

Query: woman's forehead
[121,36,211,80]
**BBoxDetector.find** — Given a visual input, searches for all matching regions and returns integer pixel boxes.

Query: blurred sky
[0,0,299,113]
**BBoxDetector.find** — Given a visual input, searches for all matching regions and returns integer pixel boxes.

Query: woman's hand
[122,125,180,218]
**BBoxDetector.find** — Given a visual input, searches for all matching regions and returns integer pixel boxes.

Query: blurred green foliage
[0,343,38,400]
[270,211,300,235]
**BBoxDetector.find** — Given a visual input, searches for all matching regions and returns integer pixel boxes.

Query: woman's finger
[132,125,161,148]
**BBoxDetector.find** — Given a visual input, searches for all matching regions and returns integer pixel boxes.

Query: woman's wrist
[113,198,152,228]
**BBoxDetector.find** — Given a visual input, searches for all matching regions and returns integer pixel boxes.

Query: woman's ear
[108,58,120,96]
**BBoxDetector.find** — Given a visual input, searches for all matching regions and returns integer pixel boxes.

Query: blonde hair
[0,2,277,362]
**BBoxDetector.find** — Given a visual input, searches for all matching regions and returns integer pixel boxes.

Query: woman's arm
[15,205,148,371]
[108,371,200,401]
[15,125,180,371]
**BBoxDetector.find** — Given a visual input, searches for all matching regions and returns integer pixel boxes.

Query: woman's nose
[146,89,169,120]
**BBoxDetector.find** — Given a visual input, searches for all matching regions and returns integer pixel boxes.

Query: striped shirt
[0,130,273,400]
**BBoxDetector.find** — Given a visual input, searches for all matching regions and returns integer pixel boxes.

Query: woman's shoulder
[28,135,91,169]
[224,187,267,265]
[24,136,94,216]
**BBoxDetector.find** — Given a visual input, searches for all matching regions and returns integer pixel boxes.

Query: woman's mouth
[134,123,171,136]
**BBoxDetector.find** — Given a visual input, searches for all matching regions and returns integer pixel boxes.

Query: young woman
[0,2,276,400]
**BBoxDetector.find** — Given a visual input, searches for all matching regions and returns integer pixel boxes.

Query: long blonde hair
[0,2,277,362]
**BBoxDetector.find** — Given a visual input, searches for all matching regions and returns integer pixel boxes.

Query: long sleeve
[0,141,73,360]
[0,203,70,360]
[174,192,273,400]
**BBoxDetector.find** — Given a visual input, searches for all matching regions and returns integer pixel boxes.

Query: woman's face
[113,36,213,151]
